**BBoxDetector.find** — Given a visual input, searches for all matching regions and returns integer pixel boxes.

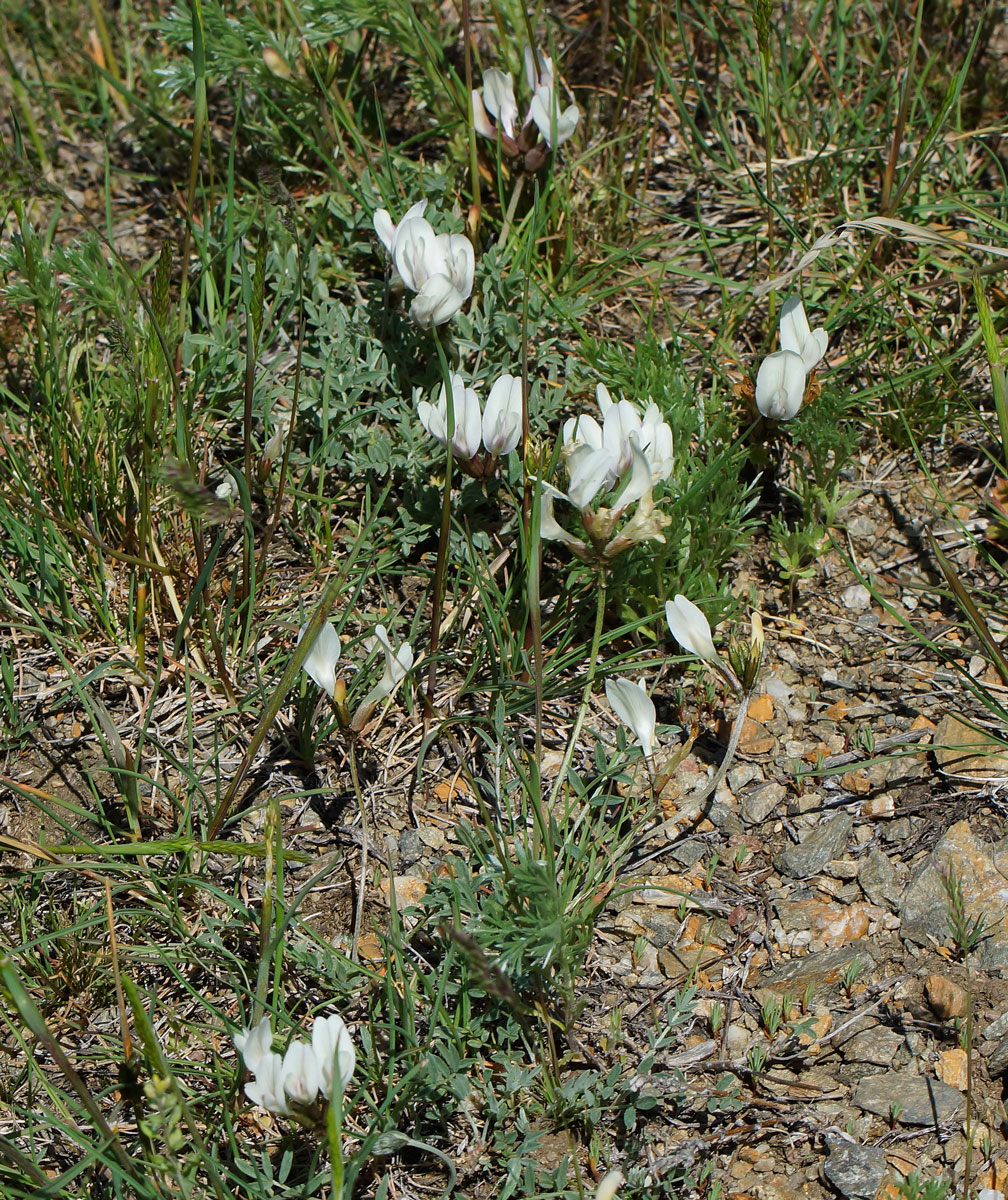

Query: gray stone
[754,940,876,1001]
[859,848,900,911]
[706,797,743,834]
[742,780,786,825]
[775,814,854,881]
[840,1026,905,1069]
[847,517,877,539]
[842,585,872,611]
[852,1072,964,1127]
[728,762,763,791]
[899,821,1008,968]
[881,817,914,845]
[985,1030,1008,1077]
[823,1141,886,1199]
[397,828,423,867]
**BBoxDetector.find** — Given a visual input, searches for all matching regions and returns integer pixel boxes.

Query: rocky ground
[328,444,1008,1198]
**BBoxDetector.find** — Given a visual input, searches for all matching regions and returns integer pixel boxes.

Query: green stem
[544,570,607,825]
[760,49,775,315]
[425,342,456,713]
[348,742,367,961]
[327,1090,344,1200]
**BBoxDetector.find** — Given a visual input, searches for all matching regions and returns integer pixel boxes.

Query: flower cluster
[754,297,828,421]
[417,371,523,474]
[541,384,674,560]
[373,201,475,328]
[299,619,413,726]
[472,44,580,170]
[234,1013,356,1118]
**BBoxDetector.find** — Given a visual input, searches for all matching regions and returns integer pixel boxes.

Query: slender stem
[461,0,480,235]
[693,686,752,810]
[497,173,526,250]
[545,571,607,823]
[760,50,775,316]
[327,1090,345,1200]
[348,742,367,961]
[425,342,456,713]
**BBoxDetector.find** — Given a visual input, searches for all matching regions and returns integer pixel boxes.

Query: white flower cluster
[417,371,523,463]
[540,383,674,560]
[472,44,580,156]
[754,297,828,421]
[373,201,475,328]
[234,1014,356,1117]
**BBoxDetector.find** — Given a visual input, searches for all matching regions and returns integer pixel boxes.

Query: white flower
[596,1169,625,1200]
[262,415,291,464]
[564,383,674,491]
[528,85,580,148]
[378,208,474,328]
[234,1016,273,1075]
[640,403,675,480]
[419,372,523,460]
[244,1051,291,1116]
[665,595,719,664]
[373,199,427,257]
[524,45,579,148]
[418,374,483,459]
[215,475,237,503]
[540,487,587,551]
[473,44,579,152]
[298,620,342,700]
[605,676,656,758]
[312,1014,356,1101]
[280,1039,321,1107]
[755,350,806,421]
[363,624,413,706]
[472,68,519,140]
[566,442,620,509]
[779,296,828,372]
[611,438,653,514]
[481,373,523,455]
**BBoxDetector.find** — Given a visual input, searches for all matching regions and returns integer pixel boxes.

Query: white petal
[417,398,448,446]
[442,374,482,458]
[529,86,578,149]
[234,1017,273,1075]
[602,399,642,475]
[779,296,828,371]
[245,1052,291,1116]
[567,443,619,509]
[605,676,656,758]
[540,491,577,545]
[640,403,674,481]
[411,275,466,328]
[482,69,518,138]
[665,595,719,664]
[471,89,495,139]
[595,383,614,415]
[523,44,553,92]
[373,209,396,255]
[482,373,523,454]
[281,1040,321,1107]
[298,620,342,699]
[312,1014,356,1100]
[755,350,806,421]
[562,412,603,449]
[438,234,474,300]
[393,215,440,292]
[367,625,413,703]
[612,438,653,514]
